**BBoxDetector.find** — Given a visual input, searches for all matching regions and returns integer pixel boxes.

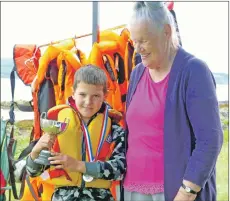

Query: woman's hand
[173,187,197,201]
[48,152,86,173]
[30,133,56,160]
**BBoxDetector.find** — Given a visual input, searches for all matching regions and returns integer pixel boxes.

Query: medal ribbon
[81,105,109,162]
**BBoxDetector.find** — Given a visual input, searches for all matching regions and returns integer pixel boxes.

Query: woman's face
[130,21,165,69]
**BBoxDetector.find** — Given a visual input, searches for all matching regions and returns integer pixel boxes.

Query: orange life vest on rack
[88,29,132,114]
[34,39,75,91]
[32,39,75,140]
[56,48,88,105]
[89,43,122,113]
[31,39,89,140]
[13,44,41,85]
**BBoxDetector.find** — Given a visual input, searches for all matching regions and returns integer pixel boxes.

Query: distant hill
[1,58,14,78]
[0,58,228,85]
[213,73,228,85]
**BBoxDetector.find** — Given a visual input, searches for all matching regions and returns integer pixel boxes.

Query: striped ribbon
[81,105,109,162]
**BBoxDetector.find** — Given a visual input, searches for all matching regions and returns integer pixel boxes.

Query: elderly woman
[123,2,223,201]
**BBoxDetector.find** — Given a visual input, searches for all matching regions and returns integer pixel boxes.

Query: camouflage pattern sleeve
[26,155,48,177]
[97,124,127,181]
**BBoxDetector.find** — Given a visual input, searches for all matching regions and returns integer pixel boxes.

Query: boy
[26,65,126,201]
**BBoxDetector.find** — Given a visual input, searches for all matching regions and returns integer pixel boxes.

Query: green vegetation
[216,118,229,201]
[14,120,33,158]
[4,120,32,201]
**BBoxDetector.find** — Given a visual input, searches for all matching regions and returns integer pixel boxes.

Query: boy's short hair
[73,65,108,93]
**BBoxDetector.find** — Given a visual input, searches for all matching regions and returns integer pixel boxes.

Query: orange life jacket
[56,48,88,105]
[88,29,132,114]
[13,44,41,85]
[31,104,122,200]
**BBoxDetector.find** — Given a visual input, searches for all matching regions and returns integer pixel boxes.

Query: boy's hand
[48,152,86,173]
[30,133,56,160]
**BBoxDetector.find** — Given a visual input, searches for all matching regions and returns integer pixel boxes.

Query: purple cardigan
[125,47,223,201]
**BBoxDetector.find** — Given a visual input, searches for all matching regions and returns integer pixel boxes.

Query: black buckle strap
[6,121,39,200]
[9,67,34,124]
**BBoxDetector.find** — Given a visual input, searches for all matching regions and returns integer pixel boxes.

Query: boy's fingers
[40,141,49,148]
[50,152,60,156]
[50,135,56,141]
[54,164,64,169]
[49,159,63,165]
[48,156,55,161]
[48,141,54,147]
[48,155,61,161]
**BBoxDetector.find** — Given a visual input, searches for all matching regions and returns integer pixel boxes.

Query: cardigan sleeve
[184,58,223,188]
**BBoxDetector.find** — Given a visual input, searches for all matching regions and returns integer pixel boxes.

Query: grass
[216,128,229,201]
[4,120,33,201]
[3,113,229,201]
[14,120,33,158]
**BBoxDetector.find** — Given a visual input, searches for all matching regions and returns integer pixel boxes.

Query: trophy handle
[59,118,70,133]
[40,112,47,120]
[64,118,70,125]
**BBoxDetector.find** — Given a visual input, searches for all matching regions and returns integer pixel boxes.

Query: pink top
[124,67,169,195]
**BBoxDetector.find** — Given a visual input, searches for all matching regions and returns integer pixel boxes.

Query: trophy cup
[34,112,69,166]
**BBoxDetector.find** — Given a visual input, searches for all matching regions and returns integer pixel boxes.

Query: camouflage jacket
[26,124,126,201]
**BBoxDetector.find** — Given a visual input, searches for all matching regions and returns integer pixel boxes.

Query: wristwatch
[181,183,198,194]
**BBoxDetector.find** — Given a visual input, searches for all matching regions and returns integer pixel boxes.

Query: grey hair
[129,1,179,50]
[73,65,108,93]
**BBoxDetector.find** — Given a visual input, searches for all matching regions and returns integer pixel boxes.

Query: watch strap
[181,183,198,194]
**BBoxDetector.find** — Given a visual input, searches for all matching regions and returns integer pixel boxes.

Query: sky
[1,2,228,73]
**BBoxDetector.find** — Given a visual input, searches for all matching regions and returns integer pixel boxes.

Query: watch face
[185,186,191,192]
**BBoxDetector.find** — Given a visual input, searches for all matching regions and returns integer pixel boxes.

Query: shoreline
[1,100,229,110]
[1,100,32,110]
[1,104,34,121]
[1,95,228,123]
[1,104,228,130]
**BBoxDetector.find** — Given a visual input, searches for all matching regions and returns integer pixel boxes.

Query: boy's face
[72,82,106,123]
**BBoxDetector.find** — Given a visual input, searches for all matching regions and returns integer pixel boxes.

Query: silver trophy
[34,112,69,166]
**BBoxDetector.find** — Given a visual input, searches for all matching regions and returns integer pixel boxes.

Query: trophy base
[34,150,52,166]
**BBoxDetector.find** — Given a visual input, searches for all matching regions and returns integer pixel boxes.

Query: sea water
[0,76,228,121]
